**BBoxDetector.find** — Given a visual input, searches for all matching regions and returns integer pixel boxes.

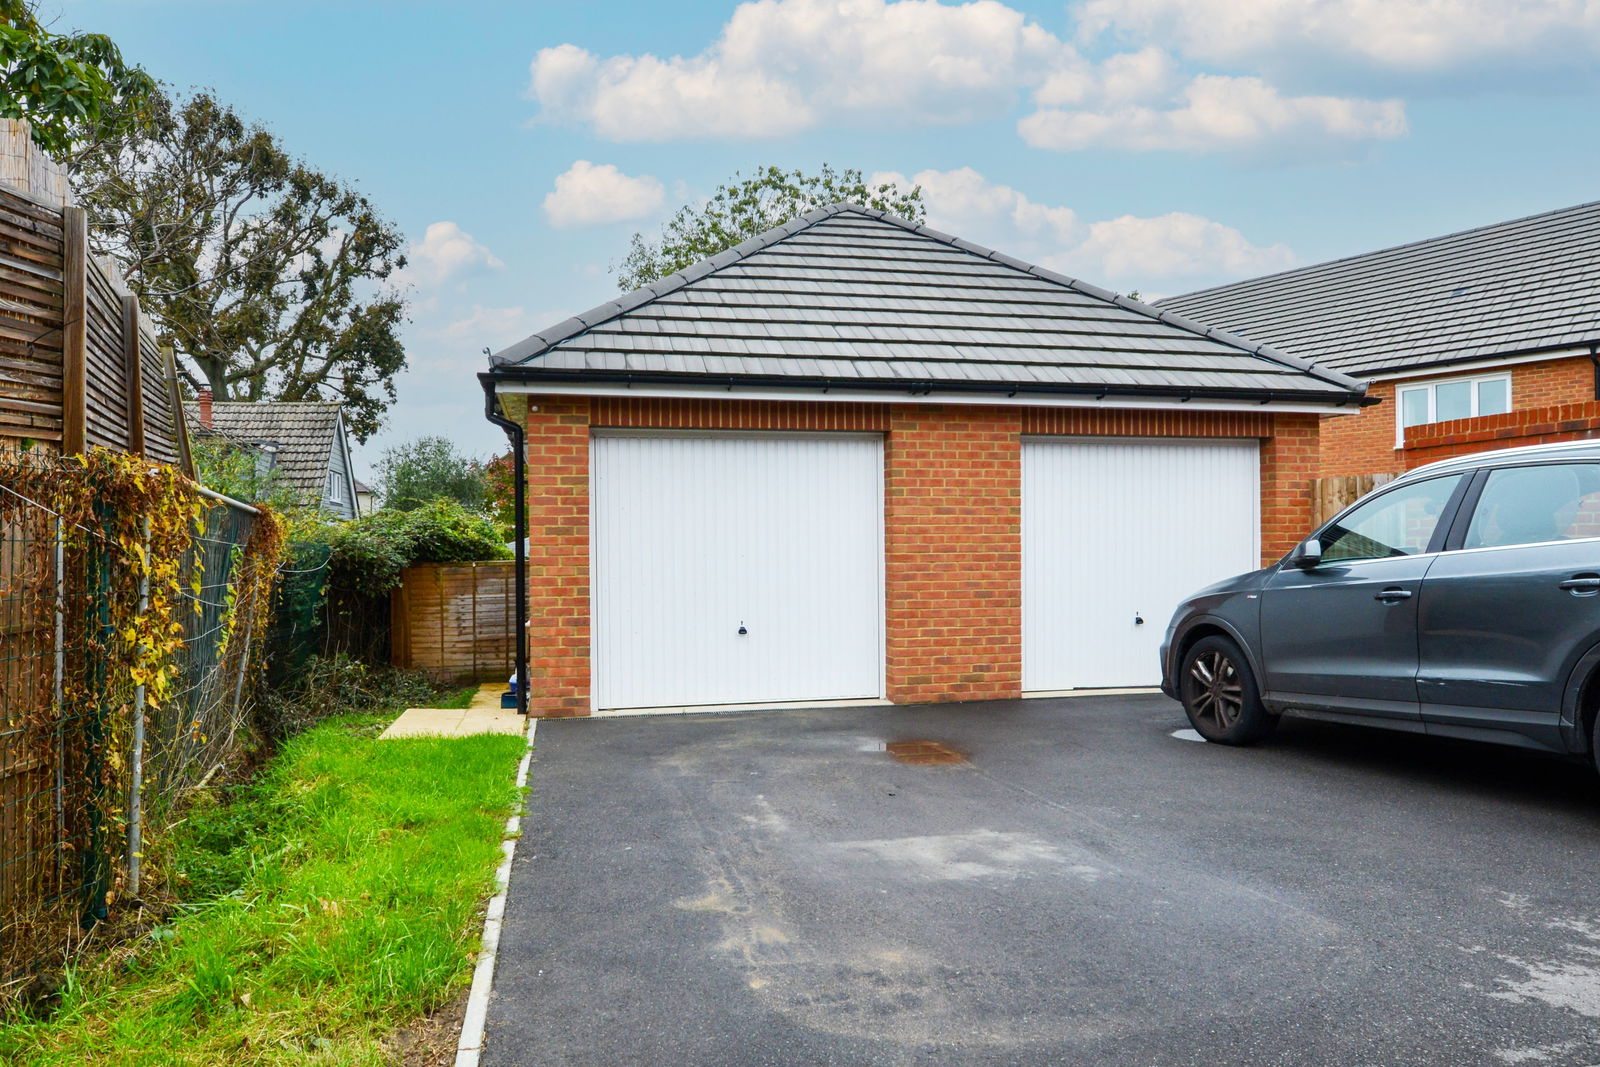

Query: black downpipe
[1590,344,1600,402]
[482,377,529,716]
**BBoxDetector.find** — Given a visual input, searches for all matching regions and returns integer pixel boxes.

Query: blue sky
[49,0,1600,477]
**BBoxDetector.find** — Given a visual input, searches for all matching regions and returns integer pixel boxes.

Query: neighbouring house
[353,477,376,517]
[480,204,1372,717]
[185,391,362,518]
[1157,201,1600,477]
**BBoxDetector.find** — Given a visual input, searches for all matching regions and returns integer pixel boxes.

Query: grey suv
[1161,440,1600,771]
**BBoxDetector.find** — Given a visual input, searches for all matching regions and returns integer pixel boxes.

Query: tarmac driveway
[483,695,1600,1066]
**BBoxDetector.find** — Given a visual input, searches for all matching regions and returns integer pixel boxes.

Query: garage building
[481,205,1371,716]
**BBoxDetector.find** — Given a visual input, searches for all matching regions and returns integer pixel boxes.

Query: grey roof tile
[184,401,342,501]
[490,204,1366,404]
[1157,201,1600,378]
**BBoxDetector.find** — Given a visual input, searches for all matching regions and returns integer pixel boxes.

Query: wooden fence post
[60,206,87,455]
[161,347,194,477]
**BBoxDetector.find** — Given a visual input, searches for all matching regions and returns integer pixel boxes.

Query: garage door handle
[1374,588,1412,602]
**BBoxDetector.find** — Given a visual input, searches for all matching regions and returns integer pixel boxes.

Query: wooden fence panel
[0,190,65,444]
[1311,473,1398,527]
[0,161,185,466]
[84,258,131,453]
[391,562,516,683]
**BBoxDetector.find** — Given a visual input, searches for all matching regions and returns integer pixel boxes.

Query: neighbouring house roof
[185,400,344,502]
[1155,201,1600,380]
[487,204,1369,407]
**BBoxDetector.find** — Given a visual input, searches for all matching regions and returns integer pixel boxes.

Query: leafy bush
[255,654,439,741]
[324,499,509,596]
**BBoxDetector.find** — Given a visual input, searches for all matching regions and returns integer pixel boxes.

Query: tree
[71,91,408,441]
[0,1,154,157]
[482,451,517,531]
[374,436,487,513]
[615,164,924,292]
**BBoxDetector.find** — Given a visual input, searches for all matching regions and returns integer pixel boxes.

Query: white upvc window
[1395,372,1512,446]
[326,469,346,505]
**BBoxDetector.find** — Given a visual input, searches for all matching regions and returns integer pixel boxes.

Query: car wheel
[1179,635,1276,745]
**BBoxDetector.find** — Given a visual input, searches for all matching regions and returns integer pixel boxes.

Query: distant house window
[1395,373,1511,446]
[327,470,346,505]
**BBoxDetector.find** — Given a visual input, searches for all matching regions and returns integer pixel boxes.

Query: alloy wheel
[1186,649,1243,732]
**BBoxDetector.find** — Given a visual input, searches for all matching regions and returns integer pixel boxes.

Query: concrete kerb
[455,717,535,1067]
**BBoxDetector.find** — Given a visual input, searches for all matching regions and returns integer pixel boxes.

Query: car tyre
[1179,635,1277,745]
[1591,711,1600,779]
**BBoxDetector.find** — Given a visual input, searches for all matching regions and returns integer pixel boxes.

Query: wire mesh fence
[0,447,282,986]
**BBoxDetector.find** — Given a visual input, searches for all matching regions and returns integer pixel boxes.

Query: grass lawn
[0,716,527,1065]
[431,685,481,710]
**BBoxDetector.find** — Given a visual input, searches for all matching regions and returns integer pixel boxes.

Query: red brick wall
[885,405,1022,705]
[1261,413,1320,563]
[523,397,592,717]
[1403,400,1600,468]
[520,394,1317,715]
[1319,354,1594,478]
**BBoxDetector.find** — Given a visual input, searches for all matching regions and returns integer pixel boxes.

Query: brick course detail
[1403,399,1600,468]
[519,394,1318,716]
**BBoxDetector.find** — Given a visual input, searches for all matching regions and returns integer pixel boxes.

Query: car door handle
[1559,577,1600,593]
[1374,587,1413,603]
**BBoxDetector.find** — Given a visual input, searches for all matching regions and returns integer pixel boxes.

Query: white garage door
[591,432,883,711]
[1022,437,1260,691]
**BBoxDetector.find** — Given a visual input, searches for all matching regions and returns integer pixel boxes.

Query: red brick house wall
[1403,400,1600,469]
[1318,353,1595,478]
[520,395,1319,717]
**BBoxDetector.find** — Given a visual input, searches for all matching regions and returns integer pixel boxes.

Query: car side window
[1463,463,1600,550]
[1319,475,1464,563]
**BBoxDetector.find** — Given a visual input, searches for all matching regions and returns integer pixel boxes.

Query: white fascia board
[492,380,1361,416]
[1362,345,1593,384]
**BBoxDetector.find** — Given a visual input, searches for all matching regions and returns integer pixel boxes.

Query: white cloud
[527,0,1407,155]
[528,0,1078,140]
[1072,211,1297,280]
[399,222,503,288]
[1075,0,1600,74]
[876,166,1294,286]
[879,166,1083,246]
[543,160,666,228]
[429,305,543,351]
[1019,74,1406,153]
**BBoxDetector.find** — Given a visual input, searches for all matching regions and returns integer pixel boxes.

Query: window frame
[326,469,346,505]
[1442,460,1600,553]
[1394,372,1513,447]
[1308,472,1471,565]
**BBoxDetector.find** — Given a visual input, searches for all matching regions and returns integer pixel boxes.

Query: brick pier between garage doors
[515,394,1319,717]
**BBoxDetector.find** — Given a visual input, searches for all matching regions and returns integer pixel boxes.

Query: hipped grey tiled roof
[489,205,1367,406]
[1156,201,1600,379]
[185,401,341,500]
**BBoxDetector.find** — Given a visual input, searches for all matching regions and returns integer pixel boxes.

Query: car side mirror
[1294,539,1323,569]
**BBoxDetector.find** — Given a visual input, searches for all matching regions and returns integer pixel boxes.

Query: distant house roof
[487,204,1368,407]
[185,400,344,501]
[1156,201,1600,380]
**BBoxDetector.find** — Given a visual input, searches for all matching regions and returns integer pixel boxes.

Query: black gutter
[481,375,528,716]
[481,367,1380,408]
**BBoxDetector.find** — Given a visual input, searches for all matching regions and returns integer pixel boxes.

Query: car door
[1261,473,1467,723]
[1417,460,1600,750]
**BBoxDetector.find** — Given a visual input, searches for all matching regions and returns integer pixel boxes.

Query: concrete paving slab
[380,683,525,739]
